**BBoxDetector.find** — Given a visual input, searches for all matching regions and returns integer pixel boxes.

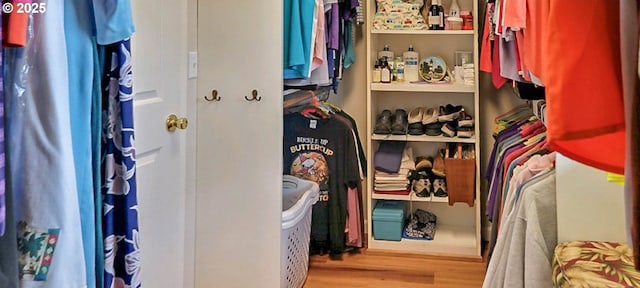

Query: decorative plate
[419,56,447,82]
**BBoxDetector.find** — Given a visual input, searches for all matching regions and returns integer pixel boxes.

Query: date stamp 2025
[2,2,47,14]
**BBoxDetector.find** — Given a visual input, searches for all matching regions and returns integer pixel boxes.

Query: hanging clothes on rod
[0,1,140,287]
[484,104,558,287]
[283,93,366,254]
[284,0,362,93]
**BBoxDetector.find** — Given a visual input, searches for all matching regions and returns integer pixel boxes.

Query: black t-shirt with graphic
[283,113,360,254]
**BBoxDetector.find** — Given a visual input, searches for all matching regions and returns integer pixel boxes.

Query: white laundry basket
[281,175,319,288]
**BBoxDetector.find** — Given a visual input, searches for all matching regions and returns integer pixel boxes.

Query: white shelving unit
[366,0,481,258]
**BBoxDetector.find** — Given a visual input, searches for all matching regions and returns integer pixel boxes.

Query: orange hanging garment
[2,0,31,47]
[543,0,625,174]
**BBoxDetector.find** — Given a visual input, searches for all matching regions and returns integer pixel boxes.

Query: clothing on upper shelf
[283,101,364,254]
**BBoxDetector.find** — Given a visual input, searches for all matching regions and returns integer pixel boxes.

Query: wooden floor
[303,249,486,288]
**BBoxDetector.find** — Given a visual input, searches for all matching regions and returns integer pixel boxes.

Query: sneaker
[441,120,458,137]
[458,110,474,128]
[408,107,426,135]
[421,107,439,125]
[411,170,433,197]
[432,177,448,197]
[438,104,464,122]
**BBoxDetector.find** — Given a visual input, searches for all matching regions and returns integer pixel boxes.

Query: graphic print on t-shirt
[289,137,334,202]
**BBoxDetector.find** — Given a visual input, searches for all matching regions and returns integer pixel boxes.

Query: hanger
[301,95,330,119]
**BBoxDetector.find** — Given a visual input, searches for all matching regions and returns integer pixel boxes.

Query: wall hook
[244,89,262,101]
[205,89,221,101]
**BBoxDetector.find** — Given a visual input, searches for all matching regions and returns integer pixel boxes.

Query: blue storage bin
[372,200,405,241]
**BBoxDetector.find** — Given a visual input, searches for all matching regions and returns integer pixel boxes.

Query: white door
[196,1,283,287]
[130,0,189,287]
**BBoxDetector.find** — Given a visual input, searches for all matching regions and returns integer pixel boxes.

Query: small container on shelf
[460,11,473,30]
[372,200,406,241]
[446,16,463,30]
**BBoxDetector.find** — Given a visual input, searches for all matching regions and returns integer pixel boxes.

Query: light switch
[188,51,198,79]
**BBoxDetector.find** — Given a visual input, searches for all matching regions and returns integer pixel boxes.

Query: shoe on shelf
[441,120,458,137]
[438,104,464,122]
[408,107,426,135]
[391,109,408,135]
[374,109,393,134]
[459,110,474,128]
[422,107,439,125]
[458,126,474,138]
[411,169,433,197]
[462,144,476,159]
[424,122,443,136]
[415,156,434,170]
[432,149,446,177]
[433,177,448,197]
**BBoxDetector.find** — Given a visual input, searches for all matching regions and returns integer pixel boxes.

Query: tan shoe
[432,149,446,177]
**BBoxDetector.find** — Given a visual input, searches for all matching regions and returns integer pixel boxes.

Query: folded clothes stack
[374,144,415,195]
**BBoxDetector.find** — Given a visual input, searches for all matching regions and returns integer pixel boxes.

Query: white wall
[555,154,627,243]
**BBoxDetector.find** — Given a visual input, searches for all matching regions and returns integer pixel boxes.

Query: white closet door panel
[196,1,283,287]
[131,0,188,287]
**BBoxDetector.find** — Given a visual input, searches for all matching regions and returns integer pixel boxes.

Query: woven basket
[444,158,475,207]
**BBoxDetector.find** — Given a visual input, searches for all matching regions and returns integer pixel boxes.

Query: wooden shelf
[372,134,476,143]
[368,224,478,256]
[371,30,474,35]
[371,82,475,93]
[372,192,449,203]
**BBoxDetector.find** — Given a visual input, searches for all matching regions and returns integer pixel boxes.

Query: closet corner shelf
[370,82,475,93]
[372,134,476,143]
[373,192,449,203]
[371,29,474,35]
[368,224,478,256]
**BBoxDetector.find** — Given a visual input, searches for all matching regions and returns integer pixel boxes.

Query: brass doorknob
[166,114,189,132]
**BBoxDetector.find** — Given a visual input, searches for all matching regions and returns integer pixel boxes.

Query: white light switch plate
[188,51,198,79]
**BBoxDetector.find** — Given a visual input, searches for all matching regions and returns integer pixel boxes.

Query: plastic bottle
[403,45,419,82]
[395,57,405,82]
[381,60,391,83]
[437,0,445,30]
[372,61,381,83]
[449,0,460,18]
[378,45,394,62]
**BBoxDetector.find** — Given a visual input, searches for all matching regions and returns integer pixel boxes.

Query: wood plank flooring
[303,250,486,288]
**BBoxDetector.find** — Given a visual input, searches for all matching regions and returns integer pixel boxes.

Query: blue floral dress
[101,39,141,288]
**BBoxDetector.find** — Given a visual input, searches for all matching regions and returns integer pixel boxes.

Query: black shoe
[374,110,393,134]
[441,120,458,137]
[391,109,408,135]
[438,105,464,122]
[424,122,443,136]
